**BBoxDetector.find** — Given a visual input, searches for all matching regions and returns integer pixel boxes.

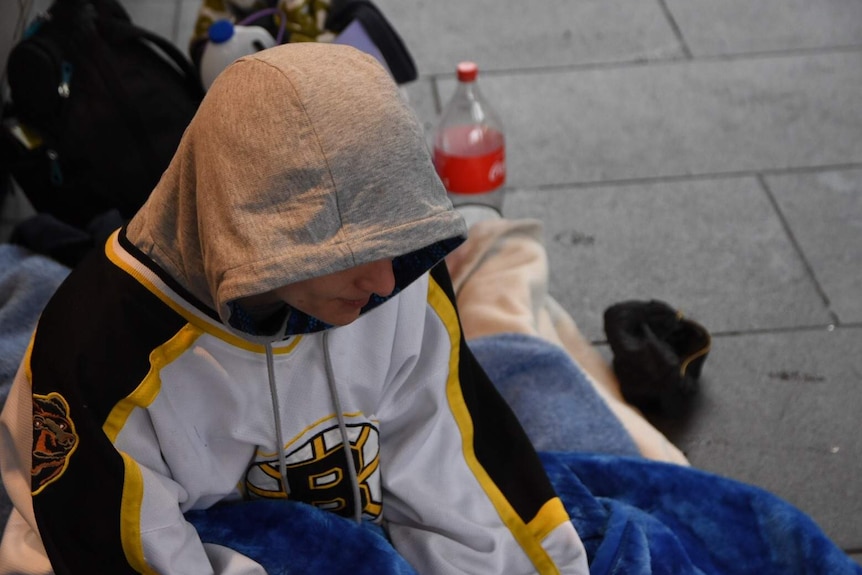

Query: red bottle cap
[456,61,478,82]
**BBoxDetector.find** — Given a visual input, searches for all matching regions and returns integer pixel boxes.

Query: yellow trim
[119,452,158,575]
[102,323,203,442]
[308,467,343,489]
[23,333,35,384]
[675,312,712,378]
[528,497,571,542]
[104,230,302,355]
[680,336,712,378]
[357,454,379,482]
[427,277,562,575]
[274,336,302,355]
[255,410,366,458]
[102,324,203,572]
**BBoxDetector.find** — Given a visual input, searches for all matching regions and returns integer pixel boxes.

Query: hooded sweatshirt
[0,43,588,574]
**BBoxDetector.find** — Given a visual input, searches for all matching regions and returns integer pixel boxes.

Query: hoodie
[0,43,588,574]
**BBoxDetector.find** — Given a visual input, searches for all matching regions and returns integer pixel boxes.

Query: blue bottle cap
[208,20,235,44]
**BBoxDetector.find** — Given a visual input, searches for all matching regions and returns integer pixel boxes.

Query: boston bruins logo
[246,421,381,519]
[31,392,79,494]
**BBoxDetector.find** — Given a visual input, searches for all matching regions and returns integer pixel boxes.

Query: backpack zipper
[58,61,73,98]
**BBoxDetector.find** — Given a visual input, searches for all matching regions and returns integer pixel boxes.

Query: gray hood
[126,43,466,334]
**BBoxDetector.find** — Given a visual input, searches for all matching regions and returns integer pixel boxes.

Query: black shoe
[603,299,711,414]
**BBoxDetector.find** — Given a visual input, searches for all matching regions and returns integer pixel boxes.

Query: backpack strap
[102,21,205,101]
[88,0,205,101]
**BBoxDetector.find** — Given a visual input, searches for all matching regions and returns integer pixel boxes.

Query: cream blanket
[446,218,689,465]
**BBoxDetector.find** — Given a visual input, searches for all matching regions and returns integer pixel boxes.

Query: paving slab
[664,0,862,57]
[766,168,862,324]
[374,0,684,76]
[503,177,832,340]
[429,51,862,188]
[0,6,22,77]
[641,327,862,551]
[176,0,201,56]
[123,0,204,55]
[403,78,441,137]
[123,0,178,43]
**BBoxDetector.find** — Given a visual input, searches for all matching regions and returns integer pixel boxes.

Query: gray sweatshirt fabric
[126,42,467,332]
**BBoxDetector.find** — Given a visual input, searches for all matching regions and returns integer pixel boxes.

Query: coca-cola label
[434,146,506,194]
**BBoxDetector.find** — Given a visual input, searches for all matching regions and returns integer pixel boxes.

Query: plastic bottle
[433,61,506,213]
[200,20,276,90]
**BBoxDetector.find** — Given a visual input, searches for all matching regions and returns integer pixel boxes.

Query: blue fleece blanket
[469,333,640,457]
[0,245,70,397]
[188,452,861,574]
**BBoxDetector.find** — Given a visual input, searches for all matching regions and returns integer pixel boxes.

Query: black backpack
[1,0,204,232]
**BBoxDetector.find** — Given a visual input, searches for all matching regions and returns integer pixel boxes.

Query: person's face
[271,259,396,326]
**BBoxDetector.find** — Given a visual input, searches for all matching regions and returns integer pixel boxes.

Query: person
[0,43,589,574]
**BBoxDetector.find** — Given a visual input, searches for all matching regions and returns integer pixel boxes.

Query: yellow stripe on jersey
[528,497,572,542]
[119,452,158,575]
[22,332,35,385]
[107,324,205,573]
[427,276,562,575]
[253,411,370,458]
[104,230,301,355]
[102,323,202,442]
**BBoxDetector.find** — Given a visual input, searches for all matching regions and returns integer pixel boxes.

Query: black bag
[2,0,204,231]
[604,299,712,413]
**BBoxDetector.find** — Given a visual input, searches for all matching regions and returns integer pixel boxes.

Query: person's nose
[356,259,395,297]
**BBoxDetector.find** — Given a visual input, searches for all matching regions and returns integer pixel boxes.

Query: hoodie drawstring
[265,336,363,524]
[265,343,290,498]
[323,330,363,524]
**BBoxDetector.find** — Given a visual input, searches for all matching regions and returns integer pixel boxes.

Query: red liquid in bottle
[433,125,506,195]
